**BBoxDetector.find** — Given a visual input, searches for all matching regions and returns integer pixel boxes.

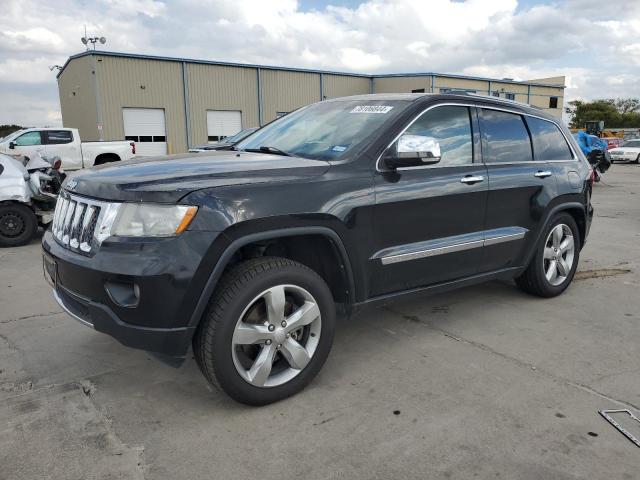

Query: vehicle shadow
[81,279,525,412]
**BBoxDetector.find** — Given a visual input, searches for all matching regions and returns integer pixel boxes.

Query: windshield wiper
[243,146,293,157]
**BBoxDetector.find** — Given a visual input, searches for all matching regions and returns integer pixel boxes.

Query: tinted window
[480,109,532,163]
[14,131,42,146]
[46,130,73,144]
[404,106,473,166]
[549,97,558,109]
[526,117,573,161]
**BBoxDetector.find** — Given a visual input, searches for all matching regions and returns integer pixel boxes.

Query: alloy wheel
[231,284,322,388]
[543,224,575,286]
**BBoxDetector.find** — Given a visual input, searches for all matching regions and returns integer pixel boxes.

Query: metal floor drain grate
[599,409,640,448]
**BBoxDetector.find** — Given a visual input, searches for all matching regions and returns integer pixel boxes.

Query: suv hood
[65,151,331,202]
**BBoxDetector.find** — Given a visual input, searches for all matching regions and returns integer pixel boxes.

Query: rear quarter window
[526,117,573,161]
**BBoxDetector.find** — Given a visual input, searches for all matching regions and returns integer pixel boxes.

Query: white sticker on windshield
[350,105,394,114]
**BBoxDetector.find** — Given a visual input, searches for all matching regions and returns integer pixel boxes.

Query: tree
[614,98,640,114]
[565,98,640,129]
[0,124,23,138]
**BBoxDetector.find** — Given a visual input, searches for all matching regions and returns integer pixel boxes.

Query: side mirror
[383,134,441,170]
[9,141,16,150]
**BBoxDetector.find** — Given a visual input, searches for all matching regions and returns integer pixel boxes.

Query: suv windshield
[622,140,640,148]
[236,100,409,160]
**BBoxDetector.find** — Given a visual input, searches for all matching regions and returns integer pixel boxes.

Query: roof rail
[446,91,542,110]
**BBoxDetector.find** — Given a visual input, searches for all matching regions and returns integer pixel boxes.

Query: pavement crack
[384,306,640,412]
[0,310,65,325]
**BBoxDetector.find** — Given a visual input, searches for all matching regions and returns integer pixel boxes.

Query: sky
[0,0,639,127]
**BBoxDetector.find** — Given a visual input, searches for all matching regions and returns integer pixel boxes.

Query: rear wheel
[0,203,37,247]
[515,213,579,297]
[635,154,640,164]
[193,257,335,405]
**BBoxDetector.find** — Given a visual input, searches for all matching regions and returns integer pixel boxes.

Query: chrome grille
[52,192,104,254]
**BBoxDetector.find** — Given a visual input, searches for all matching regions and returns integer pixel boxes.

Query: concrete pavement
[1,164,639,480]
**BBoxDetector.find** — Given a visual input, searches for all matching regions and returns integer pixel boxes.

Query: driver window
[405,106,472,165]
[15,131,42,146]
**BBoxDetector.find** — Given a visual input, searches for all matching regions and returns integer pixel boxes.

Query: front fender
[185,224,356,331]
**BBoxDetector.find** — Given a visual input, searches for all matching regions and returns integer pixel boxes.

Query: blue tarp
[573,131,608,156]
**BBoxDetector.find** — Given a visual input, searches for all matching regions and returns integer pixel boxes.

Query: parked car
[43,93,593,405]
[0,128,136,170]
[602,137,623,149]
[188,128,258,152]
[608,139,640,163]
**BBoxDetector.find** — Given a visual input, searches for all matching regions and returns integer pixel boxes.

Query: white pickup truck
[0,127,136,170]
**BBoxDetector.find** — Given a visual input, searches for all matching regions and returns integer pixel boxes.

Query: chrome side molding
[374,227,527,265]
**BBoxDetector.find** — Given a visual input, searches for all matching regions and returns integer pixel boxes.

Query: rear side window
[480,109,532,163]
[404,106,473,166]
[46,130,73,145]
[526,117,573,161]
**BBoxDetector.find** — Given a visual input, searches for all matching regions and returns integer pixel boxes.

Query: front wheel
[515,213,580,297]
[193,257,336,405]
[0,203,38,247]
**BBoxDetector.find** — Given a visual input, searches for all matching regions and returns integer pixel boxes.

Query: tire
[635,154,640,164]
[193,256,336,405]
[515,213,580,298]
[0,203,38,247]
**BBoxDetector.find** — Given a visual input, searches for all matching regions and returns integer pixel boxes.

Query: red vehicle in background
[603,137,623,149]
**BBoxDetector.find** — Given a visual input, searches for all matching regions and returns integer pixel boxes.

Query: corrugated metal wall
[323,74,371,99]
[95,55,187,153]
[187,64,259,146]
[57,55,99,141]
[530,85,564,117]
[59,53,568,152]
[261,70,320,123]
[373,76,431,93]
[433,76,488,93]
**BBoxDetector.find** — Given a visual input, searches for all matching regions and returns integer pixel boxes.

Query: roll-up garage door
[206,110,242,143]
[123,108,167,156]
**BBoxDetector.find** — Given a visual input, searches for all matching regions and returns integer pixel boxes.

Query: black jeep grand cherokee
[43,94,593,405]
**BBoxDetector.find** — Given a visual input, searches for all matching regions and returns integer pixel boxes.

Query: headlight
[112,203,198,237]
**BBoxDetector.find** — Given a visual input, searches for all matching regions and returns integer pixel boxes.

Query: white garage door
[207,110,242,143]
[123,108,167,156]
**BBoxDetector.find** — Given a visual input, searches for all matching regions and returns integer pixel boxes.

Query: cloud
[0,0,638,127]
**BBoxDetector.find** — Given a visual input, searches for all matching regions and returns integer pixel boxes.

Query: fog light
[105,280,140,308]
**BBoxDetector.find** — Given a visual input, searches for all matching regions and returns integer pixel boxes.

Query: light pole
[81,36,106,50]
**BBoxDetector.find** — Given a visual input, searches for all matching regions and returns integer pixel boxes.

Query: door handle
[534,170,552,178]
[460,175,485,184]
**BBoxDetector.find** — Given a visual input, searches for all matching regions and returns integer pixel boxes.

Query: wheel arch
[186,226,356,331]
[94,153,121,165]
[520,201,586,271]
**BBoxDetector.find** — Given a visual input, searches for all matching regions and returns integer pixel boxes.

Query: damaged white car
[0,153,64,247]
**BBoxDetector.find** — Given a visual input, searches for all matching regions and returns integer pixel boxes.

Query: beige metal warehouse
[57,51,566,155]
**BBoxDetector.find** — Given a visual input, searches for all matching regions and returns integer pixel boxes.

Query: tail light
[588,167,595,185]
[53,158,62,170]
[130,142,136,155]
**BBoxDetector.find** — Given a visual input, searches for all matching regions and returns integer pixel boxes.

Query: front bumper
[42,228,221,358]
[610,153,637,162]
